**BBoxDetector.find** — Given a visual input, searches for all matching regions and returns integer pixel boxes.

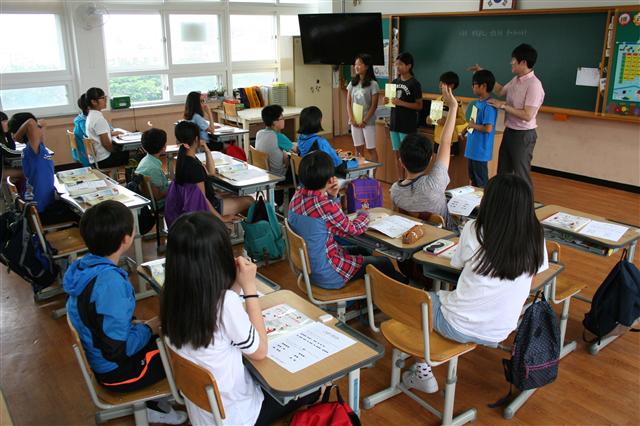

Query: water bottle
[24,183,34,202]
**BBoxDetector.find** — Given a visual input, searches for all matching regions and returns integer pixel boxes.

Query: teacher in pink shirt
[469,44,544,188]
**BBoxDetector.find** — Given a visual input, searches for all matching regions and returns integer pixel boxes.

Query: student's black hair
[298,106,324,135]
[472,69,496,93]
[85,87,106,110]
[439,71,460,90]
[141,128,167,155]
[175,120,199,146]
[1,111,15,147]
[160,212,237,349]
[77,94,89,116]
[473,174,544,280]
[183,91,204,120]
[298,150,335,190]
[396,52,415,76]
[351,53,377,88]
[79,200,134,257]
[261,104,284,127]
[399,133,433,174]
[8,112,37,142]
[512,43,538,68]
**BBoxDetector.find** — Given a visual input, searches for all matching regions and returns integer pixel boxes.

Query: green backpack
[241,196,285,263]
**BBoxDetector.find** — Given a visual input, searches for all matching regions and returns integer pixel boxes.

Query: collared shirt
[503,70,545,130]
[288,188,369,284]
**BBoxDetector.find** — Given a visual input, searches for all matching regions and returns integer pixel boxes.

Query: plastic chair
[248,146,270,171]
[363,265,477,425]
[67,317,172,426]
[284,219,367,322]
[157,337,225,425]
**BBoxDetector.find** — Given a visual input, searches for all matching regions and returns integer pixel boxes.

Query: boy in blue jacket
[64,200,186,424]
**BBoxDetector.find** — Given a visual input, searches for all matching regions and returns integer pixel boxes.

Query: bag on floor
[0,202,59,293]
[346,177,383,213]
[241,195,284,263]
[490,291,560,408]
[290,386,361,426]
[582,249,640,343]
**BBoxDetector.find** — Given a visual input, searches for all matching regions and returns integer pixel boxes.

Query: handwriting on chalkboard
[458,29,528,38]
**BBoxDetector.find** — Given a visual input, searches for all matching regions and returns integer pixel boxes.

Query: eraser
[319,314,333,323]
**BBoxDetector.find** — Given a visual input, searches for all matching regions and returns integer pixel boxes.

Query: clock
[479,0,517,11]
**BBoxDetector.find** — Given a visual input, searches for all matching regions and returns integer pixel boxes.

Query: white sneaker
[402,370,439,394]
[146,406,188,425]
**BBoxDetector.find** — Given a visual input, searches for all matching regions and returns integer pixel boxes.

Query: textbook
[445,185,476,197]
[65,179,109,196]
[263,304,314,339]
[80,188,131,206]
[142,258,166,286]
[542,212,592,232]
[57,167,100,185]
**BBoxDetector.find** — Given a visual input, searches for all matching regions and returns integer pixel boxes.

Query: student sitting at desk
[63,201,187,424]
[72,94,91,166]
[9,113,77,225]
[255,104,295,179]
[161,212,323,426]
[183,91,217,149]
[173,121,252,222]
[390,85,459,229]
[85,87,130,169]
[402,173,548,394]
[297,106,358,178]
[135,128,169,208]
[288,151,407,289]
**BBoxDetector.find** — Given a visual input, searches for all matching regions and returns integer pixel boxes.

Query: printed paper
[578,220,628,242]
[369,215,422,239]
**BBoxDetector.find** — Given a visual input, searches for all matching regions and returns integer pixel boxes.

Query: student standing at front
[470,43,545,188]
[346,53,379,163]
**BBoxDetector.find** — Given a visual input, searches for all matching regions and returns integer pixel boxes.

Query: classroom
[0,0,638,425]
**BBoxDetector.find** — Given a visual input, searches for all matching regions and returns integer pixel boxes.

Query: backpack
[225,143,247,162]
[582,249,640,342]
[346,177,383,213]
[290,386,361,426]
[490,291,560,407]
[0,202,59,293]
[241,195,285,263]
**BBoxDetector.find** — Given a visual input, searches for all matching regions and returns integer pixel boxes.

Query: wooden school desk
[136,258,280,295]
[413,243,566,420]
[536,204,640,355]
[445,186,544,221]
[111,130,142,151]
[344,207,455,261]
[53,168,151,276]
[344,160,383,180]
[245,290,384,415]
[212,106,302,154]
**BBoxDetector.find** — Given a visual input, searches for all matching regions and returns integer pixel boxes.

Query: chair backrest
[289,153,303,187]
[222,102,238,118]
[162,339,226,419]
[23,202,48,253]
[67,316,100,387]
[134,173,157,211]
[249,146,270,171]
[546,240,561,263]
[284,219,311,274]
[366,264,432,332]
[66,130,78,152]
[397,207,445,228]
[83,137,99,168]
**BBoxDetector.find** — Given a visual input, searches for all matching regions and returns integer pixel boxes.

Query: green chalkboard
[400,12,608,111]
[343,17,390,88]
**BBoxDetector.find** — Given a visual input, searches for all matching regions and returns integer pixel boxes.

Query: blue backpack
[241,196,285,263]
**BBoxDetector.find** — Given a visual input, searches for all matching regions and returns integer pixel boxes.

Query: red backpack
[290,386,361,426]
[224,143,247,162]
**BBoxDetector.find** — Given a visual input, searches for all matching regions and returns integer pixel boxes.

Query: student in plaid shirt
[288,151,407,289]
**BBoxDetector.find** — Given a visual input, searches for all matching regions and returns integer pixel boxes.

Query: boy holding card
[465,70,498,188]
[426,72,468,156]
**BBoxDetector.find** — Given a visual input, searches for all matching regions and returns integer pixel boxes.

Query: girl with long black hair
[346,53,379,162]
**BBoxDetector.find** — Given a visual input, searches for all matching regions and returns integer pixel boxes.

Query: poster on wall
[611,42,640,102]
[605,10,640,116]
[374,39,389,79]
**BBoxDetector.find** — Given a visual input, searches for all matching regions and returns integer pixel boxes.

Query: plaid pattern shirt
[289,188,369,282]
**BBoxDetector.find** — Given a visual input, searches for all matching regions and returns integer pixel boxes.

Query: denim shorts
[428,291,498,347]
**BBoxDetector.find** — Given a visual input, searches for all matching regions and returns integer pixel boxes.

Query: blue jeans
[428,291,498,347]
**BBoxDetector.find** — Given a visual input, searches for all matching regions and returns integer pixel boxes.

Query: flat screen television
[298,13,384,65]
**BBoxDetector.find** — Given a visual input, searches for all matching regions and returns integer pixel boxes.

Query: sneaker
[402,370,438,394]
[146,406,188,425]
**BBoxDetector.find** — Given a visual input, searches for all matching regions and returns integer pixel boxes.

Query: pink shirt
[503,71,545,130]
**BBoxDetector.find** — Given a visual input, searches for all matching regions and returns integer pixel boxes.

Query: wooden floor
[1,153,639,425]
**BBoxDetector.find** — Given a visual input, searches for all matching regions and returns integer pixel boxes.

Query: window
[173,75,221,96]
[169,15,221,65]
[0,86,69,110]
[108,75,166,104]
[230,15,276,62]
[279,15,300,36]
[233,71,276,89]
[104,14,166,73]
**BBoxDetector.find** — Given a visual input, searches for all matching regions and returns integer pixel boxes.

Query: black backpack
[0,202,59,293]
[583,249,640,342]
[490,291,560,407]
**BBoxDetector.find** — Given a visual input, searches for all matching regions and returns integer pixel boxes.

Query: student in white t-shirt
[84,87,130,169]
[402,173,548,394]
[160,212,322,426]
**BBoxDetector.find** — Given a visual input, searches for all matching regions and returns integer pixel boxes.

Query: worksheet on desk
[578,220,628,242]
[368,215,421,239]
[268,322,356,373]
[447,192,482,216]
